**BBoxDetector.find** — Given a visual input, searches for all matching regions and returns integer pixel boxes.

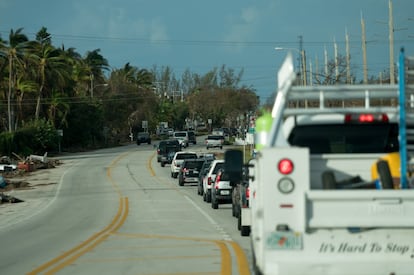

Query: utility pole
[345,29,351,84]
[298,35,304,85]
[334,38,339,82]
[389,0,395,84]
[324,45,328,80]
[361,12,368,84]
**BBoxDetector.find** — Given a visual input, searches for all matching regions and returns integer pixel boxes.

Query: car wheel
[203,192,207,202]
[211,197,218,209]
[232,203,237,217]
[206,190,212,203]
[238,213,242,231]
[161,162,165,167]
[220,146,223,149]
[173,173,178,179]
[171,172,174,178]
[241,225,250,237]
[179,180,184,186]
[206,147,209,150]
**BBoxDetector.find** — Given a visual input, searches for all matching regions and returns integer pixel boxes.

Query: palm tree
[84,49,109,97]
[47,88,70,128]
[2,28,29,132]
[28,39,69,121]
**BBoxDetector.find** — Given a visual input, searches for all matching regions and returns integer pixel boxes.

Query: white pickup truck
[226,51,414,275]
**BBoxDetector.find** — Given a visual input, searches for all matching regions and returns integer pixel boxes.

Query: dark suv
[137,132,151,145]
[178,158,205,186]
[188,131,197,145]
[157,139,181,166]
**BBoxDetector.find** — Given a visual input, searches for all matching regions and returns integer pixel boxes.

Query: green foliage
[62,102,104,149]
[0,132,14,156]
[0,119,59,156]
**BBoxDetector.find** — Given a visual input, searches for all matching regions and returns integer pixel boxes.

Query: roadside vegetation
[0,27,259,156]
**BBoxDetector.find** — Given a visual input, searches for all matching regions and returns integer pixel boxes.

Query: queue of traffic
[151,129,252,238]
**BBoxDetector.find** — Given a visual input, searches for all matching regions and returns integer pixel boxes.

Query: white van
[173,131,189,148]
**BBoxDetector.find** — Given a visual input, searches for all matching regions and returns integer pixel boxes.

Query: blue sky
[1,0,413,104]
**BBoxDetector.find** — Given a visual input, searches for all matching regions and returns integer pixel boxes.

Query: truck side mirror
[224,149,243,183]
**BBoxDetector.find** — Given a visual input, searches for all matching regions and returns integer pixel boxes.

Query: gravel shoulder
[0,158,75,229]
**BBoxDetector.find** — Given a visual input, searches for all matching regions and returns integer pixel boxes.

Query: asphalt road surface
[0,139,253,275]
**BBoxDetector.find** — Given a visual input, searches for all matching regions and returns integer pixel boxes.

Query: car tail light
[278,158,294,175]
[208,176,212,185]
[215,174,221,189]
[344,113,388,123]
[246,186,250,199]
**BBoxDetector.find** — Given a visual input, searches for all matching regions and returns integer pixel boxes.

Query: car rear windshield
[184,160,205,170]
[207,135,224,140]
[212,162,224,173]
[174,132,187,137]
[288,123,399,154]
[176,153,197,159]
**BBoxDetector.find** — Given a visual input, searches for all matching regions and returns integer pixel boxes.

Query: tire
[179,180,184,186]
[171,172,174,178]
[203,192,207,202]
[161,162,165,167]
[232,203,237,217]
[238,213,241,230]
[241,225,250,237]
[220,146,223,149]
[173,173,178,179]
[206,190,212,203]
[211,197,219,209]
[322,171,336,190]
[377,160,394,189]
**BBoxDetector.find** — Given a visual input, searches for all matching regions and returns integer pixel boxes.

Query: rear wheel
[206,190,212,203]
[241,225,250,237]
[211,196,219,209]
[232,203,237,217]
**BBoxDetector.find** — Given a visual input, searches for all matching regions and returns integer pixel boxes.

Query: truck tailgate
[307,190,414,228]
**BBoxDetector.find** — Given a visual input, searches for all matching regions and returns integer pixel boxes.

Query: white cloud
[223,6,260,52]
[149,18,169,42]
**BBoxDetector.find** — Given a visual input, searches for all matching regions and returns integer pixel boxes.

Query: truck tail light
[344,113,388,123]
[278,159,294,175]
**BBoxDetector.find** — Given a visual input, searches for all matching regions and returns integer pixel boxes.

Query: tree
[28,39,70,121]
[2,28,29,132]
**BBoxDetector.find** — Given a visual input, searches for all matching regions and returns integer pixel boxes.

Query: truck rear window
[288,123,399,154]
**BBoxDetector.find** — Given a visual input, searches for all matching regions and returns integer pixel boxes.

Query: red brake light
[208,177,212,185]
[246,187,250,199]
[278,159,294,175]
[345,113,389,123]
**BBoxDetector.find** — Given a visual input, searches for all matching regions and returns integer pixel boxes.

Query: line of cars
[156,143,251,237]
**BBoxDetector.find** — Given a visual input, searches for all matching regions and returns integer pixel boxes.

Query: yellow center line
[28,153,130,274]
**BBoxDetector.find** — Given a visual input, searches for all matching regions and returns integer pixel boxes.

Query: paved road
[0,141,253,274]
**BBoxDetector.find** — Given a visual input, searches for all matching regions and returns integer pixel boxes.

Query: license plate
[266,231,302,250]
[221,190,230,195]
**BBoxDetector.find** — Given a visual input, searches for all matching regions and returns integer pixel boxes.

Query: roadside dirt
[0,159,62,204]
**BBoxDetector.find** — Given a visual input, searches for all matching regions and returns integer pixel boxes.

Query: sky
[1,0,413,104]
